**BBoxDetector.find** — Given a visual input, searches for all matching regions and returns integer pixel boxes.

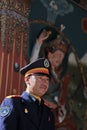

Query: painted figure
[30,26,77,129]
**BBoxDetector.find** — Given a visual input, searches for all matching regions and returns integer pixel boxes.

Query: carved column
[0,0,30,102]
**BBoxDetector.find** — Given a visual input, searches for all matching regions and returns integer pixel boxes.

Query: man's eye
[39,77,42,80]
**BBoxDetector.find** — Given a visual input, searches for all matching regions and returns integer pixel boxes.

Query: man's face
[27,75,49,97]
[48,50,65,71]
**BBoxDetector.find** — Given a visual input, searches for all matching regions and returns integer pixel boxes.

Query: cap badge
[44,59,49,68]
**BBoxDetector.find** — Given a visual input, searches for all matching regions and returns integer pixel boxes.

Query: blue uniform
[0,91,55,130]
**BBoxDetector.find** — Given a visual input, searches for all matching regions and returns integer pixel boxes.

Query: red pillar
[0,0,30,103]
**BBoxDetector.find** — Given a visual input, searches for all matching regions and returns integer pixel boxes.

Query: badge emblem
[0,106,10,117]
[44,59,49,68]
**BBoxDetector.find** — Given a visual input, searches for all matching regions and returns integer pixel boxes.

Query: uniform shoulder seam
[6,95,21,98]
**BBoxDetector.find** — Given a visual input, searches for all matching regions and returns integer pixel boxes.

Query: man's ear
[24,76,30,84]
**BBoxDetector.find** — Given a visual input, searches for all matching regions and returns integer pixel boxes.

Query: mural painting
[29,0,87,129]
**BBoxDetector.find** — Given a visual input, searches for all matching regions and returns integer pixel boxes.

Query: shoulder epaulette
[6,95,21,98]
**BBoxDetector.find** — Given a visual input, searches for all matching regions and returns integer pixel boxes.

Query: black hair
[36,26,58,42]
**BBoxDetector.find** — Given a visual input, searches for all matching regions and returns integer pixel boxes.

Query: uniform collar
[21,91,34,102]
[21,91,44,105]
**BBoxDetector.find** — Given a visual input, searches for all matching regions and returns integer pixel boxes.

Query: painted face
[28,75,49,97]
[48,49,65,71]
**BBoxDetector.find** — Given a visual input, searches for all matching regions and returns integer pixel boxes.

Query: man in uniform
[0,58,55,130]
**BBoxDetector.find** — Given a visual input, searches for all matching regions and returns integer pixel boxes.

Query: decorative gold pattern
[0,0,30,58]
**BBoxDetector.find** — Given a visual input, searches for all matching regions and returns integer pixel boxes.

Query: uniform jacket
[0,91,55,130]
